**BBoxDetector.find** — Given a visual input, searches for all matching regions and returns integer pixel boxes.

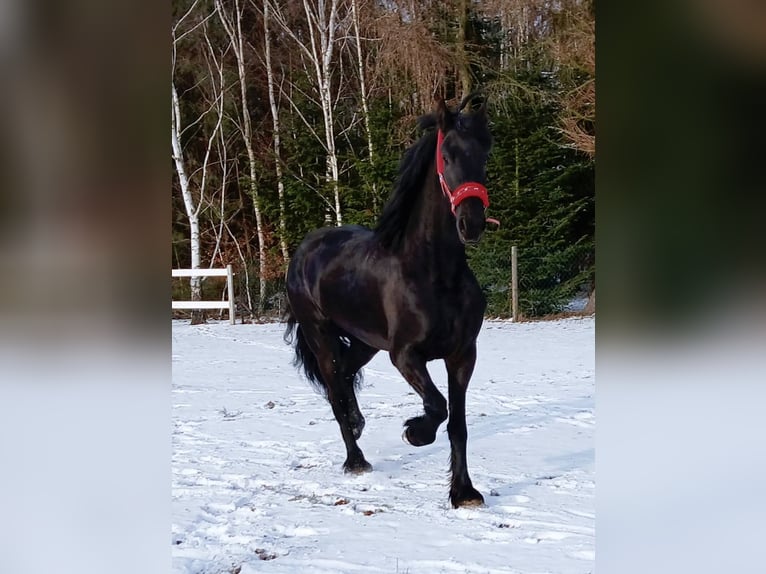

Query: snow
[172,317,594,574]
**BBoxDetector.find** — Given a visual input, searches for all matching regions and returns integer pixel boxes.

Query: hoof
[451,487,485,509]
[402,417,437,447]
[343,459,373,475]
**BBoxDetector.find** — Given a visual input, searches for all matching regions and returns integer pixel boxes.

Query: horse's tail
[283,300,327,396]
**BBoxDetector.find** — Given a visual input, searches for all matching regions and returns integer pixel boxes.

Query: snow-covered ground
[172,317,594,574]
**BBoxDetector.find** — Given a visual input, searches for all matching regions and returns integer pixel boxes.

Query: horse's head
[434,94,492,245]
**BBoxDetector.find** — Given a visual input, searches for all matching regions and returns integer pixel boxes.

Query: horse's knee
[425,393,448,422]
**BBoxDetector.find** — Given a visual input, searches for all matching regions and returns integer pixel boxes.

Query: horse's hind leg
[338,338,378,440]
[303,324,373,474]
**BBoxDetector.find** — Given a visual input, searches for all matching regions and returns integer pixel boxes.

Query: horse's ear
[476,97,488,122]
[434,96,453,132]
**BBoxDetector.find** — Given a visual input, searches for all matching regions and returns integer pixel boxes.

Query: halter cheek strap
[436,130,492,219]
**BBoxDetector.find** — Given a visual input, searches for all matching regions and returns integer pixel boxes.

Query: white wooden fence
[172,265,235,324]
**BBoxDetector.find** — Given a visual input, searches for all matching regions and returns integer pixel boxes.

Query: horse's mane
[374,115,438,250]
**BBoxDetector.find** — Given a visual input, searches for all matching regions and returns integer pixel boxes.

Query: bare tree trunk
[584,288,595,315]
[456,0,472,98]
[311,0,342,226]
[350,0,378,212]
[171,83,203,324]
[216,0,268,314]
[173,7,229,325]
[203,27,228,271]
[272,0,344,226]
[263,0,290,264]
[499,4,509,70]
[223,219,253,320]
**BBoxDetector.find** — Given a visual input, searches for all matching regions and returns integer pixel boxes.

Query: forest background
[171,0,594,321]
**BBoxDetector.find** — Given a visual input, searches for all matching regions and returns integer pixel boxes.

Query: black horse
[284,95,492,508]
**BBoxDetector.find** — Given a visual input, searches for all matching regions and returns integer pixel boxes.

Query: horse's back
[288,224,374,289]
[287,225,392,348]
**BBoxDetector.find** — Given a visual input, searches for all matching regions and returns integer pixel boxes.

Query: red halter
[436,130,499,226]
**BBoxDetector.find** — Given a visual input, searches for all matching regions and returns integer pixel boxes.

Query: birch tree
[172,2,224,324]
[215,0,268,312]
[171,75,224,323]
[171,83,204,324]
[271,0,346,226]
[263,0,290,262]
[349,0,378,211]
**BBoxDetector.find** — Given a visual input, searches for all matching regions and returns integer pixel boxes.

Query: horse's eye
[442,153,450,166]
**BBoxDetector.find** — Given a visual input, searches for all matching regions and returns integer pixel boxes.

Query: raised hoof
[451,487,485,509]
[343,459,373,475]
[402,417,437,447]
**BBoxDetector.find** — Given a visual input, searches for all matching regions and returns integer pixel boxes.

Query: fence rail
[172,268,229,278]
[172,265,235,324]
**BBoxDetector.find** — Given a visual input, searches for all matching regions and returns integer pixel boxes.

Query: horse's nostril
[458,217,467,236]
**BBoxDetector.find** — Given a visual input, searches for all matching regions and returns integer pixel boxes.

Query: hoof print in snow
[220,408,242,420]
[333,498,350,506]
[255,548,277,561]
[265,401,275,409]
[489,489,500,497]
[535,474,559,486]
[229,566,242,574]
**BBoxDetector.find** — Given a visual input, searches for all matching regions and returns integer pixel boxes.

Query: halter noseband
[436,130,499,228]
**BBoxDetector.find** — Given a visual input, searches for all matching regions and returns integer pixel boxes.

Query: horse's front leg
[445,343,484,508]
[390,347,448,447]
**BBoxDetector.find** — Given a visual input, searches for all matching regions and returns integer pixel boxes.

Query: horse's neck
[402,169,466,271]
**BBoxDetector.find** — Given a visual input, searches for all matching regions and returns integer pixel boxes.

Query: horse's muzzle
[457,214,485,245]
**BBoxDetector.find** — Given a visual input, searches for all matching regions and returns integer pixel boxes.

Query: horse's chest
[419,283,484,357]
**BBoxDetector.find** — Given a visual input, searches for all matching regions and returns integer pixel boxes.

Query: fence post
[511,245,519,322]
[226,264,235,325]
